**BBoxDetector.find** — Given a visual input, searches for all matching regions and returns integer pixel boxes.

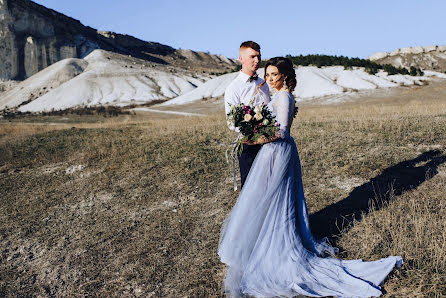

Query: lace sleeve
[273,92,293,138]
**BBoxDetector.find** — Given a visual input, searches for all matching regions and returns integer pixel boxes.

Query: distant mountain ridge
[368,46,446,72]
[0,0,237,81]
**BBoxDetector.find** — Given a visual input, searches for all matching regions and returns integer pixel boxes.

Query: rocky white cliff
[368,46,446,72]
[0,0,237,81]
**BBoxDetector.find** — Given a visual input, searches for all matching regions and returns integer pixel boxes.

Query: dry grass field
[1,82,446,297]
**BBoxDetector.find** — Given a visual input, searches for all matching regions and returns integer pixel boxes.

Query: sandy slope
[0,50,211,112]
[0,58,88,110]
[161,66,446,106]
[2,52,446,113]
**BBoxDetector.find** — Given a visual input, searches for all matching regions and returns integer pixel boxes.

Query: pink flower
[274,122,279,127]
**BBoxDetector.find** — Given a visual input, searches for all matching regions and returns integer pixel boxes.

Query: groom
[224,41,270,188]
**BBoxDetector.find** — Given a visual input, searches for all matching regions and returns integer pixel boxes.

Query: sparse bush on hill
[1,106,131,119]
[261,54,424,76]
[0,109,31,119]
[43,106,131,117]
[383,63,409,75]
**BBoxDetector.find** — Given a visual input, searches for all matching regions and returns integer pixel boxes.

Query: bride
[218,57,402,297]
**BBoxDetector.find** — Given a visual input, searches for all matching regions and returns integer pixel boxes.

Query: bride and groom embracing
[218,41,402,297]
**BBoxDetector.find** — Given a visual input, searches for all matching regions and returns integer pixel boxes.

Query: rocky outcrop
[165,49,239,74]
[0,0,18,80]
[368,46,446,72]
[0,0,174,80]
[0,0,237,81]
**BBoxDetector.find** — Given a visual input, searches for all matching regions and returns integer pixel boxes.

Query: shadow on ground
[310,150,446,243]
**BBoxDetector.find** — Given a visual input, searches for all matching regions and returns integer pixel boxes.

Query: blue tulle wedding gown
[218,90,402,297]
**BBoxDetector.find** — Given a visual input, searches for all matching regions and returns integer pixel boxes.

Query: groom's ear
[239,47,247,63]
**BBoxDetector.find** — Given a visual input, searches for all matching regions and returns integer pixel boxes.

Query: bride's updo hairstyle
[263,57,297,93]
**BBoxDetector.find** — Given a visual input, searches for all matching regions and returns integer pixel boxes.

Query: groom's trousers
[238,144,262,188]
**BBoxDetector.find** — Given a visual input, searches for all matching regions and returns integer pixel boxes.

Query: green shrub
[260,54,422,76]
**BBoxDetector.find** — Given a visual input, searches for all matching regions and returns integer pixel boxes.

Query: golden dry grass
[0,82,445,297]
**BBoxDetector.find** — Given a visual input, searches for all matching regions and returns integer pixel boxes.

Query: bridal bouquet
[227,102,278,154]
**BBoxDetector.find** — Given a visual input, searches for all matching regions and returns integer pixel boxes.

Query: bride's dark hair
[263,57,297,93]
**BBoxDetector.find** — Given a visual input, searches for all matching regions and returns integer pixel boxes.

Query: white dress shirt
[224,71,270,131]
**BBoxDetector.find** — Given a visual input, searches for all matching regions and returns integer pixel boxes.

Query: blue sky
[33,0,446,59]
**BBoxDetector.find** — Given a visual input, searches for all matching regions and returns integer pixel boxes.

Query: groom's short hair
[240,41,260,51]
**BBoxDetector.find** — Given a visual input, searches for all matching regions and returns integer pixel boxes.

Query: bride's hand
[255,135,269,145]
[243,139,256,145]
[244,132,281,145]
[262,131,282,144]
[243,135,268,145]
